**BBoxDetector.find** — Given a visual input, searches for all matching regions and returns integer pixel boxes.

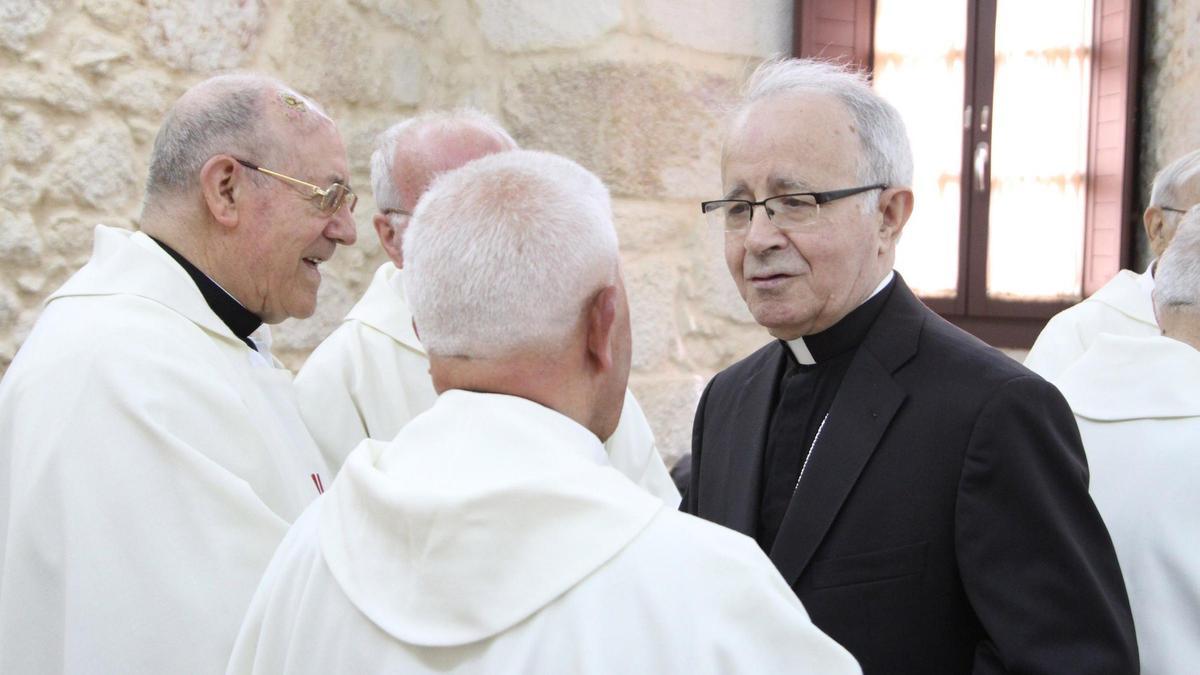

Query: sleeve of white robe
[293,323,373,472]
[604,390,681,506]
[0,319,291,675]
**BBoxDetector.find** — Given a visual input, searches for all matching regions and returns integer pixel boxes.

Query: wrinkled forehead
[721,92,862,195]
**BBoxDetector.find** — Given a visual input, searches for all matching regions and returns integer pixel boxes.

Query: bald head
[144,73,332,206]
[370,109,517,268]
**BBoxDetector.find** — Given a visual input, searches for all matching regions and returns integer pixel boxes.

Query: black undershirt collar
[785,276,896,366]
[151,236,262,351]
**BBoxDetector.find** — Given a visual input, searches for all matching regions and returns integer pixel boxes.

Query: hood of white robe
[344,263,424,355]
[318,389,663,647]
[1058,333,1200,421]
[48,225,252,352]
[1088,268,1157,327]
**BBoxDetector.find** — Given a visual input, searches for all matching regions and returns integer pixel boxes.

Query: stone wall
[1,0,1194,465]
[1138,0,1200,268]
[0,0,792,467]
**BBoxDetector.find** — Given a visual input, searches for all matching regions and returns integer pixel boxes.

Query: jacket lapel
[768,277,924,586]
[703,343,788,537]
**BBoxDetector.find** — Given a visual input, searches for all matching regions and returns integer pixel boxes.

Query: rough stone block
[7,112,49,166]
[143,0,265,72]
[69,31,133,77]
[278,0,425,106]
[0,175,43,211]
[52,121,137,209]
[640,0,792,57]
[612,199,695,254]
[106,71,174,116]
[0,0,56,53]
[350,0,441,36]
[628,375,707,468]
[626,256,682,372]
[83,0,147,32]
[0,68,96,114]
[478,0,620,53]
[503,61,732,200]
[0,208,43,264]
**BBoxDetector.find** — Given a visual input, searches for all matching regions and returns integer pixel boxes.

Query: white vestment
[295,263,680,504]
[1025,267,1158,381]
[229,390,859,675]
[1057,334,1200,675]
[0,226,329,674]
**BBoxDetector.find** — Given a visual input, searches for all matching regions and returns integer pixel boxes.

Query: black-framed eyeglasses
[235,158,358,216]
[1162,206,1189,215]
[701,184,888,233]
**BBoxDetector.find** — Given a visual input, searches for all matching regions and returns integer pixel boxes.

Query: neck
[430,348,601,436]
[1162,313,1200,352]
[143,207,258,318]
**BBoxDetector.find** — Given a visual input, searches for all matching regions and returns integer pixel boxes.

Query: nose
[326,206,357,246]
[742,203,786,255]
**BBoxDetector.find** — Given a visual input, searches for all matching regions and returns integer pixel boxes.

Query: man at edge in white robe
[229,150,859,674]
[0,75,357,673]
[294,110,679,505]
[1056,207,1200,674]
[1026,148,1200,380]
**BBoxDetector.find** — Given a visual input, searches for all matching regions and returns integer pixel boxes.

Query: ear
[1144,206,1166,258]
[199,155,244,230]
[585,285,619,373]
[373,213,405,268]
[877,186,914,251]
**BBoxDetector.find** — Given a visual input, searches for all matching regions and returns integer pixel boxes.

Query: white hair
[1155,206,1200,314]
[404,150,619,359]
[145,73,326,196]
[1149,149,1200,209]
[369,108,517,212]
[736,57,914,189]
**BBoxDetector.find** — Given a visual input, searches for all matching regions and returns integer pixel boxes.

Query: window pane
[986,0,1093,301]
[873,0,967,299]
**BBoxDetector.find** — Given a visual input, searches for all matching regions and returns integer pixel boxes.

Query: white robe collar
[344,263,425,355]
[319,390,662,647]
[49,226,256,354]
[787,270,894,365]
[1087,265,1156,328]
[1058,333,1200,421]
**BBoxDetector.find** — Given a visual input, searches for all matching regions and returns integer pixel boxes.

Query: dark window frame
[793,0,1142,348]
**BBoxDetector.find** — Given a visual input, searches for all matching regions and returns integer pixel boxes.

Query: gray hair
[404,150,619,359]
[1155,206,1200,314]
[369,108,517,212]
[145,73,325,196]
[736,57,914,188]
[1149,149,1200,209]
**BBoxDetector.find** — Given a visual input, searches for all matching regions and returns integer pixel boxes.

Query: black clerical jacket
[684,275,1138,674]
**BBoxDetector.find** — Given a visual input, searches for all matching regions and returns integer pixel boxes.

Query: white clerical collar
[786,270,894,365]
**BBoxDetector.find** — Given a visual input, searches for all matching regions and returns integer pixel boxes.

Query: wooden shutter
[794,0,875,71]
[1082,0,1142,294]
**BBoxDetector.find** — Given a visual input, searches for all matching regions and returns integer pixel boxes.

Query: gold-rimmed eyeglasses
[235,158,358,216]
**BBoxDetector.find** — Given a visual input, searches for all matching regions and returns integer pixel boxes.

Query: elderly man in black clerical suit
[685,58,1137,674]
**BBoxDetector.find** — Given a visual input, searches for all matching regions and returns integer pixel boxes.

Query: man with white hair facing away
[229,150,859,674]
[0,75,355,673]
[294,109,678,504]
[1026,148,1200,380]
[1056,206,1200,674]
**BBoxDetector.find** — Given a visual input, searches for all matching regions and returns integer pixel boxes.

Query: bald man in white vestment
[0,75,357,674]
[1026,149,1200,380]
[294,109,679,504]
[229,150,859,675]
[1057,208,1200,674]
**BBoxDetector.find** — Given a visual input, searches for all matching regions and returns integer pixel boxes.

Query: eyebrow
[326,174,351,188]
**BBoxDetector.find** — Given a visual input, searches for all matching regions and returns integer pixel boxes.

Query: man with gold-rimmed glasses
[0,73,355,674]
[683,57,1136,673]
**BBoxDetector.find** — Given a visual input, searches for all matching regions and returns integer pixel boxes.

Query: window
[794,0,1142,347]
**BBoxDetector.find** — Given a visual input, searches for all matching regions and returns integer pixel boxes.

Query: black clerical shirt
[151,237,263,352]
[755,277,896,553]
